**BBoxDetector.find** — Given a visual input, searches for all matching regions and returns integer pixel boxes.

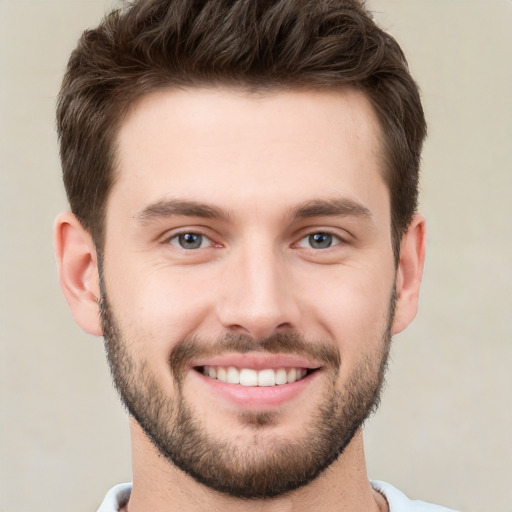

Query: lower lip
[191,370,320,409]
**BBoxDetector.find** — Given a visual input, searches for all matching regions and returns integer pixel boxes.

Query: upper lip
[190,353,323,371]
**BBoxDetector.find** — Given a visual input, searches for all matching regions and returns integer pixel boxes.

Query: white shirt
[97,481,459,511]
[371,481,458,511]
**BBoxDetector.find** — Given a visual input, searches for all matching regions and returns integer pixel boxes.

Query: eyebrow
[135,199,231,224]
[292,198,372,221]
[135,197,372,225]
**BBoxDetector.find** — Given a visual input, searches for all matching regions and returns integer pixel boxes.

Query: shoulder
[371,481,459,512]
[96,483,132,512]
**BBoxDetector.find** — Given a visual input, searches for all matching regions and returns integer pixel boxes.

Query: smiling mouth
[195,366,317,387]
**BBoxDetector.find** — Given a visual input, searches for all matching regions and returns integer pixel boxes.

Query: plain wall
[0,1,510,511]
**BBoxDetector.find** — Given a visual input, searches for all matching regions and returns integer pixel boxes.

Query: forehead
[110,87,387,221]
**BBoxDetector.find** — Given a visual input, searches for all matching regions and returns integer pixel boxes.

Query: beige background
[1,1,511,511]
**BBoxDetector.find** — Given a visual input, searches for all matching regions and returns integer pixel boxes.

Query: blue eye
[170,232,210,250]
[298,232,340,249]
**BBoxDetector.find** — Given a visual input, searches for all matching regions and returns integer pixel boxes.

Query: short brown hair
[57,0,426,259]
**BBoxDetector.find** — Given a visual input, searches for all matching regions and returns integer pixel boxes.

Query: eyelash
[167,231,216,250]
[165,230,346,251]
[295,231,344,250]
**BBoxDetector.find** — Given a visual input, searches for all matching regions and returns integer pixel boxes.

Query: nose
[216,242,299,340]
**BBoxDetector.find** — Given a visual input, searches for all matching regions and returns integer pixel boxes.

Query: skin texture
[55,87,426,512]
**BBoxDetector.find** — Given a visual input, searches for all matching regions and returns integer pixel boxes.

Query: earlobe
[392,214,427,335]
[54,212,103,336]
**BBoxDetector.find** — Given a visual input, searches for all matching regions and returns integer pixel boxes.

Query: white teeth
[275,368,288,385]
[287,368,297,383]
[202,366,309,386]
[216,367,227,382]
[257,369,276,387]
[226,366,239,384]
[239,368,258,386]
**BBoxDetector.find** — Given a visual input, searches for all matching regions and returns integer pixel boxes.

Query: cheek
[298,265,394,360]
[105,261,216,358]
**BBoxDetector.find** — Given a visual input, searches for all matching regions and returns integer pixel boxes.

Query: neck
[124,419,388,512]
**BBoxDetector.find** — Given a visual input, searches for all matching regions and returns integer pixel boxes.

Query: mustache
[170,331,341,377]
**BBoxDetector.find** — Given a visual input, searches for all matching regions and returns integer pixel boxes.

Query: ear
[392,213,427,335]
[54,212,103,336]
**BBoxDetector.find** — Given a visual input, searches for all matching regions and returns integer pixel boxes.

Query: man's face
[100,88,398,497]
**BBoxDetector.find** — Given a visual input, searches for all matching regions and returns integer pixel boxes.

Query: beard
[99,280,394,499]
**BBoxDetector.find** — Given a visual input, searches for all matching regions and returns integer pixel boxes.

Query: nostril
[226,324,250,336]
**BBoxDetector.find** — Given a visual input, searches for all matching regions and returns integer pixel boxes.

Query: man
[54,0,457,510]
